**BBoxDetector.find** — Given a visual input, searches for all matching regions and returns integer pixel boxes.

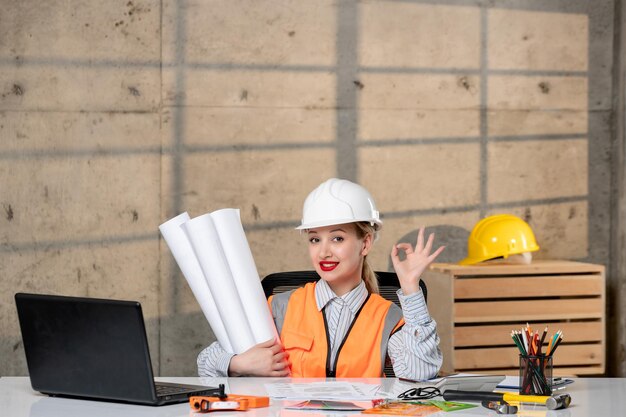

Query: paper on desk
[265,382,381,400]
[211,209,278,344]
[159,212,233,353]
[181,213,256,354]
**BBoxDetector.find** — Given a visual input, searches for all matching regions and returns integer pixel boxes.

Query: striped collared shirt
[314,279,368,371]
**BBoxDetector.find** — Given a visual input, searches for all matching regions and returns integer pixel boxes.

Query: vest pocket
[282,329,314,351]
[282,330,314,377]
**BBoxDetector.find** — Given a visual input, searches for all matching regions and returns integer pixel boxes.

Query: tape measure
[189,394,270,412]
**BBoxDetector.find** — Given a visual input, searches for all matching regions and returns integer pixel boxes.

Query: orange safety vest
[269,282,404,377]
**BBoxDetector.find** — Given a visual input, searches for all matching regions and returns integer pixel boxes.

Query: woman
[197,178,444,379]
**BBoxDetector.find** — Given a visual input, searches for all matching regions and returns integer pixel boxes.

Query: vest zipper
[323,293,371,377]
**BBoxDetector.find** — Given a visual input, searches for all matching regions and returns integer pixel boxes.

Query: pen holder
[519,354,552,396]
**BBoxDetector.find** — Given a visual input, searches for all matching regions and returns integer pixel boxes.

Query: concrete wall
[612,0,626,378]
[1,0,622,376]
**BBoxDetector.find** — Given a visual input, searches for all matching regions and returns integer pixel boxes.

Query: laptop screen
[16,293,158,403]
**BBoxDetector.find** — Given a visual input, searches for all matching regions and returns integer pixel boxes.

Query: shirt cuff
[216,351,235,377]
[396,288,431,327]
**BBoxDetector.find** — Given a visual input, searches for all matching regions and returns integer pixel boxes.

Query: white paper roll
[211,208,278,344]
[159,213,234,353]
[181,213,256,354]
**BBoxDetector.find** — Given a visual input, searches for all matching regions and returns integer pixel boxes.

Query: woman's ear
[361,233,373,256]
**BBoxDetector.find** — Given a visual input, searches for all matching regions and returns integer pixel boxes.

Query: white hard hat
[296,178,382,230]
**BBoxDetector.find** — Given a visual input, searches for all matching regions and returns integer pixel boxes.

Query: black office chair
[261,271,427,377]
[261,270,427,306]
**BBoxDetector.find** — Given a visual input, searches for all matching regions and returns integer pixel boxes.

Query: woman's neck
[328,277,362,297]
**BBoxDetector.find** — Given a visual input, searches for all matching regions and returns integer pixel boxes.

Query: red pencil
[537,326,548,354]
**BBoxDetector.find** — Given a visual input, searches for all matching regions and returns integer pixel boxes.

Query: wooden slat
[454,344,603,369]
[472,366,605,377]
[431,260,604,277]
[552,366,605,376]
[454,321,604,347]
[454,298,603,323]
[454,275,603,299]
[420,270,455,373]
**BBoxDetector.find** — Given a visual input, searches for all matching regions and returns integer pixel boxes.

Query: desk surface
[1,376,624,417]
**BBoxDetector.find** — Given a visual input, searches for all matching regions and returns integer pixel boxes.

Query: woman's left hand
[391,227,445,295]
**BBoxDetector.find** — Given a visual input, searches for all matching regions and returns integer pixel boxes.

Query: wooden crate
[422,260,605,376]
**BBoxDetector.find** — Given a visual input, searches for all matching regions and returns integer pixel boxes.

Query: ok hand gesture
[390,227,445,295]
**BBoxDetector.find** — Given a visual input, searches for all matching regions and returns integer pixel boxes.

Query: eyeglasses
[397,386,441,400]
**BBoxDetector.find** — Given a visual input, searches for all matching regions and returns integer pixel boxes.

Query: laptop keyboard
[155,383,193,397]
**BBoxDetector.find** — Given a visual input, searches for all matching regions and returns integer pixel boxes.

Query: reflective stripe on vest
[270,282,404,377]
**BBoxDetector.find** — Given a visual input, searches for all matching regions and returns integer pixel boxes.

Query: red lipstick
[319,262,338,272]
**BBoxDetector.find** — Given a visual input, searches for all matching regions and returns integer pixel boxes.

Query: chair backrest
[261,270,427,306]
[261,270,428,378]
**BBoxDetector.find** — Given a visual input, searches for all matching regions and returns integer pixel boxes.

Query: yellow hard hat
[459,214,540,265]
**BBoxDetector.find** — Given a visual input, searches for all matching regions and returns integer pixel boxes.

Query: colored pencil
[538,326,548,354]
[522,330,530,352]
[549,335,563,357]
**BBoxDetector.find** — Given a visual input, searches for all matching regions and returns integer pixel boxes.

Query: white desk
[1,376,624,417]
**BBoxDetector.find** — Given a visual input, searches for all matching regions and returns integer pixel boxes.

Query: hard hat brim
[458,245,540,266]
[296,218,383,231]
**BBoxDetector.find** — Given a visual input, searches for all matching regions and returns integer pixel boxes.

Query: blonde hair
[353,222,379,294]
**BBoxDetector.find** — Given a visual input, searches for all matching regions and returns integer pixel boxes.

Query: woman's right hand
[228,338,291,377]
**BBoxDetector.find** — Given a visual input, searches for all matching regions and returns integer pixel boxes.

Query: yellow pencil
[546,335,555,356]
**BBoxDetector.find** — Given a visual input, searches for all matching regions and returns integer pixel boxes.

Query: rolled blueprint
[181,213,256,354]
[159,213,233,353]
[211,208,278,344]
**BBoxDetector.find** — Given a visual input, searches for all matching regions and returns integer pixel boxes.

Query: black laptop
[15,292,220,406]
